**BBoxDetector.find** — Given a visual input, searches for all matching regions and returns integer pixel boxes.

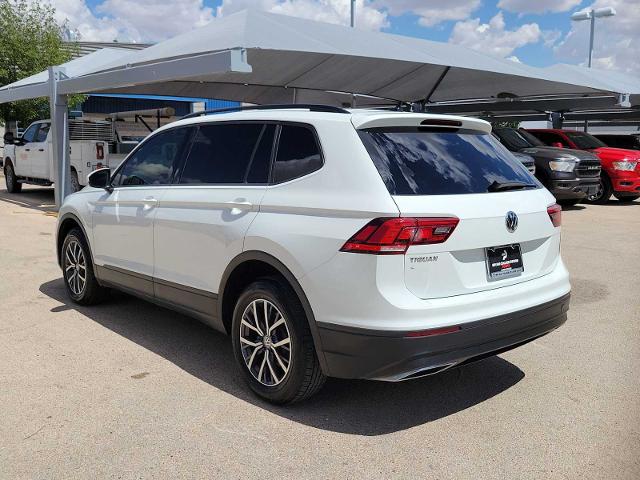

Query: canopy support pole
[49,66,71,210]
[420,66,450,111]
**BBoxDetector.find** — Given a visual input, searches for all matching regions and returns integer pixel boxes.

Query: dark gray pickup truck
[493,127,601,205]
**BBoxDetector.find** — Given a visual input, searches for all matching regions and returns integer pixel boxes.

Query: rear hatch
[355,114,561,299]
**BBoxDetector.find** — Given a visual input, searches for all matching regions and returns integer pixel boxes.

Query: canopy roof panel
[2,9,635,108]
[80,9,613,104]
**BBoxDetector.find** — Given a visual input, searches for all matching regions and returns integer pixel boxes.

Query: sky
[44,0,640,76]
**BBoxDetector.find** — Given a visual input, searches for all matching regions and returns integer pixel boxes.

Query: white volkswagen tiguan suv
[56,106,571,404]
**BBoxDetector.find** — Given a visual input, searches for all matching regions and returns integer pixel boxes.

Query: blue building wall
[81,94,240,117]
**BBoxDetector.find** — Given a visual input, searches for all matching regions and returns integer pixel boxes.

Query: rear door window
[179,123,270,184]
[358,127,537,195]
[273,125,323,183]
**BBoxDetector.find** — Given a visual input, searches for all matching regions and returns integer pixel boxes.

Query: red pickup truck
[526,129,640,204]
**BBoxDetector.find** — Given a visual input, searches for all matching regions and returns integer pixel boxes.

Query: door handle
[25,148,31,151]
[38,148,44,152]
[142,197,158,210]
[225,201,253,209]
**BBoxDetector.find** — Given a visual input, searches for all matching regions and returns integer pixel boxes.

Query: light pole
[570,7,616,68]
[571,7,616,131]
[350,0,356,28]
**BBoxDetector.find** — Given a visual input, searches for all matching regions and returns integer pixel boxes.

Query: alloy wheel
[239,299,292,386]
[64,239,87,296]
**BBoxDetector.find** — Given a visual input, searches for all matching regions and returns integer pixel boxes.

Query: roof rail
[181,103,351,120]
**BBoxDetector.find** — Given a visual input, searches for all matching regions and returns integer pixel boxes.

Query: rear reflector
[405,326,461,338]
[96,142,104,161]
[547,203,562,227]
[340,217,459,255]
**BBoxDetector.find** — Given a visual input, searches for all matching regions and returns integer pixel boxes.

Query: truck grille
[576,161,601,178]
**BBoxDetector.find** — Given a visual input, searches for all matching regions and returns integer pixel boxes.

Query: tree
[0,0,77,127]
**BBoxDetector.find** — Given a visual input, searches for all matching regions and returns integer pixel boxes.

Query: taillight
[340,217,459,255]
[96,142,104,160]
[548,203,562,227]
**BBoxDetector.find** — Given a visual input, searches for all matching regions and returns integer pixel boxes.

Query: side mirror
[3,131,14,144]
[88,167,113,192]
[552,142,564,148]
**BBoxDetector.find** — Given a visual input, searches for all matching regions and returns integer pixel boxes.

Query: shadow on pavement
[0,185,57,214]
[40,277,525,436]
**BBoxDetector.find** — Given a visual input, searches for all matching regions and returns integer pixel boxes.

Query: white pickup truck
[3,119,128,193]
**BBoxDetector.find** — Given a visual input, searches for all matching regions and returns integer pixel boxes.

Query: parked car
[511,151,536,174]
[493,127,601,206]
[593,133,640,151]
[3,119,130,194]
[56,107,571,404]
[526,129,640,204]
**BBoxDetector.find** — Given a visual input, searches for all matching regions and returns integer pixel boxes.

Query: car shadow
[603,199,640,207]
[561,204,586,211]
[39,278,525,436]
[0,184,57,214]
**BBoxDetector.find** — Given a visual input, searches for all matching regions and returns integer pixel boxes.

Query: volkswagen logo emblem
[505,211,518,233]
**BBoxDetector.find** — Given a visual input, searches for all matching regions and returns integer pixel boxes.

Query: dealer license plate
[486,244,524,280]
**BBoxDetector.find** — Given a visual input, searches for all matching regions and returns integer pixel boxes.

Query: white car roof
[156,107,491,135]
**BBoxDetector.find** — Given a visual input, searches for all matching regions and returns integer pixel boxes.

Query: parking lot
[0,180,638,479]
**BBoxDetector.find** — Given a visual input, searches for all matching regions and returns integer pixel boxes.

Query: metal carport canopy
[77,9,612,105]
[0,46,250,208]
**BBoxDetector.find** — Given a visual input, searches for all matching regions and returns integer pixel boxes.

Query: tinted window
[21,124,39,143]
[115,127,191,186]
[531,131,571,148]
[359,128,538,195]
[493,128,541,150]
[247,124,275,183]
[35,123,50,142]
[180,123,268,184]
[564,131,607,149]
[273,125,322,183]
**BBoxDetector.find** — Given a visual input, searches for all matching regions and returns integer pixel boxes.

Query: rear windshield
[564,131,607,149]
[359,127,538,195]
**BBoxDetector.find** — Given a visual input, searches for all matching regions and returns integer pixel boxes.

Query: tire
[70,169,81,193]
[584,175,612,205]
[613,194,639,203]
[231,278,326,404]
[61,228,108,305]
[4,162,22,193]
[558,198,581,207]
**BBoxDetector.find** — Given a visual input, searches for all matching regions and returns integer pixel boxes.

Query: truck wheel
[4,162,22,193]
[70,170,81,193]
[62,228,108,305]
[231,277,326,404]
[584,176,612,205]
[613,194,639,203]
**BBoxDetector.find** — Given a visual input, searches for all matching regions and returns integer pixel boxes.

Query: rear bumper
[317,293,570,381]
[548,178,599,200]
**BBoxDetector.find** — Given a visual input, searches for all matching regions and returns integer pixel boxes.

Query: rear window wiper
[487,181,537,192]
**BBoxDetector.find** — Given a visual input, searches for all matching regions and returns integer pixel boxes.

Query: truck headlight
[612,161,637,171]
[549,160,576,172]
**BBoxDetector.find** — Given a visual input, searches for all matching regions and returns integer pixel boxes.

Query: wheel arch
[218,251,328,373]
[56,212,93,268]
